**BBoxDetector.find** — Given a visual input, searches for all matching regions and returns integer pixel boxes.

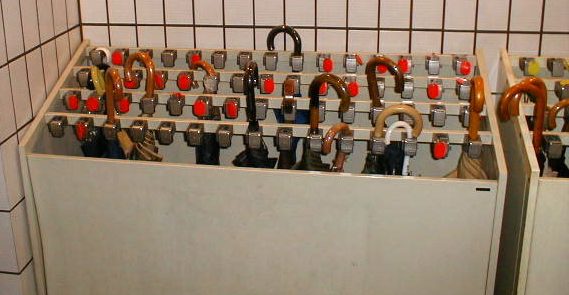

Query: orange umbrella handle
[105,68,123,124]
[547,99,569,130]
[322,123,351,173]
[365,56,403,108]
[190,60,217,77]
[373,104,423,138]
[124,52,155,99]
[308,74,350,133]
[468,76,485,140]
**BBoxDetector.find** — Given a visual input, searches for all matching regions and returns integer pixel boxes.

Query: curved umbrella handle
[385,120,413,176]
[266,25,302,56]
[105,68,123,124]
[124,52,155,98]
[322,123,351,172]
[244,61,260,130]
[365,56,404,108]
[308,73,350,133]
[373,104,423,138]
[190,60,217,77]
[547,98,569,130]
[468,76,485,141]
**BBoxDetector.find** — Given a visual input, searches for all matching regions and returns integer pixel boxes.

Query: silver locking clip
[111,48,129,66]
[432,133,450,160]
[255,99,269,120]
[124,70,144,89]
[185,123,204,147]
[154,71,168,90]
[403,137,418,157]
[464,135,483,159]
[63,91,81,110]
[186,50,202,67]
[456,78,472,101]
[283,75,301,96]
[140,94,159,115]
[129,120,148,143]
[193,96,213,118]
[290,53,304,72]
[344,54,359,73]
[430,104,447,127]
[161,50,177,67]
[223,97,240,119]
[401,76,414,99]
[376,77,386,98]
[259,74,275,94]
[399,101,416,126]
[519,57,539,76]
[74,117,94,141]
[281,96,297,123]
[425,53,441,76]
[318,101,326,123]
[370,105,384,126]
[263,52,279,71]
[167,93,185,116]
[459,105,470,128]
[211,51,227,69]
[203,73,220,94]
[237,51,253,70]
[453,55,471,76]
[216,125,233,148]
[399,55,413,74]
[369,135,386,155]
[245,127,263,149]
[341,102,356,124]
[543,135,563,159]
[275,128,293,151]
[554,81,569,99]
[309,129,324,153]
[103,119,121,140]
[76,68,91,88]
[427,78,443,100]
[317,53,332,72]
[337,129,355,154]
[89,48,107,66]
[547,58,565,77]
[230,73,245,93]
[48,116,68,138]
[157,121,176,145]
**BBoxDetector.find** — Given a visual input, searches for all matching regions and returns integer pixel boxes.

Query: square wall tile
[285,0,315,26]
[0,201,32,272]
[42,41,60,92]
[0,68,16,143]
[317,0,346,27]
[79,0,107,23]
[67,0,80,27]
[348,30,378,52]
[195,27,224,49]
[165,0,193,24]
[52,0,68,34]
[317,29,346,52]
[25,48,46,116]
[225,0,253,25]
[0,211,18,271]
[443,32,474,54]
[476,33,507,91]
[108,0,135,23]
[295,29,315,51]
[508,34,540,55]
[541,34,569,56]
[0,262,36,295]
[82,26,110,46]
[255,0,284,26]
[348,0,378,28]
[477,0,509,30]
[510,0,543,31]
[138,26,165,47]
[255,28,284,50]
[226,28,254,50]
[56,35,71,75]
[20,0,40,50]
[9,58,32,129]
[110,26,137,47]
[0,136,24,210]
[543,0,569,32]
[412,0,443,29]
[194,0,223,25]
[379,30,409,53]
[0,11,7,64]
[37,0,55,42]
[444,0,476,30]
[166,27,194,48]
[69,28,82,52]
[2,0,24,60]
[411,31,442,53]
[136,0,164,24]
[380,0,411,29]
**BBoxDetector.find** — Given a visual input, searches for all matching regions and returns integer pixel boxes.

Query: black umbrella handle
[244,61,260,130]
[266,25,302,56]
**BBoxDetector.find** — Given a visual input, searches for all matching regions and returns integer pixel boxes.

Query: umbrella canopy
[232,61,277,168]
[293,73,351,171]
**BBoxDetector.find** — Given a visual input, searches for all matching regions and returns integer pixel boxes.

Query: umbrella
[76,65,108,157]
[123,52,163,162]
[101,67,128,159]
[232,61,277,168]
[545,99,569,177]
[362,104,423,175]
[321,123,353,172]
[266,25,308,168]
[293,73,351,171]
[498,77,547,175]
[191,60,221,165]
[365,56,404,124]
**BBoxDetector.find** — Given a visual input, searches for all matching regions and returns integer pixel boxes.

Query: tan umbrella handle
[190,60,217,77]
[105,68,123,124]
[373,104,423,138]
[468,76,485,140]
[365,56,403,108]
[547,98,569,130]
[308,74,350,133]
[322,123,351,173]
[124,52,155,99]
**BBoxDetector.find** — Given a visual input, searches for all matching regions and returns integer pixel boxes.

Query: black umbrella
[232,61,277,168]
[293,73,351,171]
[545,99,569,177]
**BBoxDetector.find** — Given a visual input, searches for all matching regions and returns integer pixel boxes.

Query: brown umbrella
[545,98,569,177]
[365,56,404,124]
[123,52,163,161]
[321,123,352,172]
[292,73,351,171]
[101,68,133,159]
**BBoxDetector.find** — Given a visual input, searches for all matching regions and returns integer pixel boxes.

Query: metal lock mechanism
[519,57,540,76]
[167,93,186,116]
[344,54,360,73]
[223,97,240,119]
[281,97,297,123]
[74,117,94,141]
[283,75,301,96]
[263,52,278,71]
[399,102,416,126]
[85,93,104,113]
[337,130,355,154]
[398,56,413,74]
[48,116,68,138]
[401,76,414,99]
[230,73,245,93]
[203,74,220,93]
[453,55,472,76]
[425,53,441,76]
[289,53,304,72]
[543,135,564,159]
[341,102,356,124]
[259,74,275,94]
[430,104,447,127]
[177,71,197,91]
[211,51,227,69]
[186,50,202,67]
[216,125,233,148]
[547,58,565,77]
[89,48,108,66]
[255,99,269,120]
[185,123,205,147]
[76,68,91,88]
[554,80,569,99]
[111,48,129,66]
[237,51,253,70]
[245,127,263,149]
[432,133,450,160]
[309,129,324,152]
[403,137,418,157]
[139,49,153,58]
[129,120,148,143]
[193,96,213,118]
[370,105,384,126]
[369,135,386,155]
[124,70,144,89]
[275,127,293,151]
[464,135,483,159]
[140,94,159,115]
[63,91,81,111]
[157,121,176,145]
[427,78,443,100]
[103,119,121,140]
[154,71,168,90]
[459,105,470,128]
[317,53,333,72]
[161,50,177,68]
[318,101,326,123]
[456,78,472,101]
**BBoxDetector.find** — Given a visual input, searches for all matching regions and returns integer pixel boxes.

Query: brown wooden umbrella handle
[547,99,569,130]
[105,68,123,124]
[190,60,217,77]
[308,74,350,133]
[365,56,403,108]
[468,76,485,140]
[124,52,155,98]
[373,104,423,138]
[322,123,351,173]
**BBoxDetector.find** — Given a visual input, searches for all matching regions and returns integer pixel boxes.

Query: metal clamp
[464,135,483,159]
[341,102,356,124]
[318,101,326,123]
[401,76,414,99]
[456,79,471,101]
[48,116,67,138]
[157,121,176,145]
[76,68,91,88]
[403,137,418,157]
[263,51,279,71]
[245,127,263,149]
[429,104,447,127]
[211,51,227,69]
[459,105,470,128]
[140,94,158,115]
[432,133,450,160]
[185,123,204,147]
[337,130,354,154]
[543,135,563,159]
[344,54,359,73]
[203,74,220,93]
[275,127,293,151]
[216,125,233,148]
[129,120,148,143]
[237,51,253,70]
[369,135,386,155]
[370,105,384,126]
[186,50,202,67]
[230,73,245,93]
[161,50,177,67]
[317,53,332,72]
[167,93,185,116]
[425,53,440,75]
[281,97,297,123]
[255,98,269,120]
[309,129,324,152]
[554,81,569,100]
[283,75,301,96]
[89,48,107,66]
[103,119,121,140]
[547,58,564,77]
[290,54,304,72]
[519,57,540,76]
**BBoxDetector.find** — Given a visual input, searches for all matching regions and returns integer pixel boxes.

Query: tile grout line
[17,0,35,122]
[0,2,20,146]
[538,0,547,55]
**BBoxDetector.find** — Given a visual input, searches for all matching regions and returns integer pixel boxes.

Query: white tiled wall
[0,0,80,294]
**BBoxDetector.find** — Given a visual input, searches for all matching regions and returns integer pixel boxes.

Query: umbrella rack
[495,50,569,295]
[20,40,506,295]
